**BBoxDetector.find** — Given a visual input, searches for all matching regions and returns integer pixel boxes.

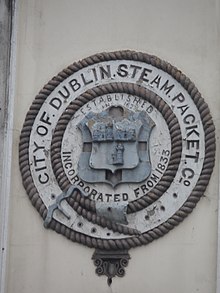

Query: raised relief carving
[19,51,215,284]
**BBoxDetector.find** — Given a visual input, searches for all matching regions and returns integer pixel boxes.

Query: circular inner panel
[61,93,171,202]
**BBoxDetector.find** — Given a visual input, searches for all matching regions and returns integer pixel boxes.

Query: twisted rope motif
[19,50,215,250]
[50,83,182,223]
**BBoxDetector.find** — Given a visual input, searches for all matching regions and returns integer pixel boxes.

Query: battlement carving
[92,120,136,142]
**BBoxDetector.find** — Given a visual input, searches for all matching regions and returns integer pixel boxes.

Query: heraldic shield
[77,106,155,187]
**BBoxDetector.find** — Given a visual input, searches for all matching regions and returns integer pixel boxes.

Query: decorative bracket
[92,249,130,286]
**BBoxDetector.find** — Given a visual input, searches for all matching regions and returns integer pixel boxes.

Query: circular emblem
[19,51,215,250]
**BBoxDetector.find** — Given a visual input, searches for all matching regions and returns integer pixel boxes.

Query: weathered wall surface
[4,0,220,293]
[0,1,14,293]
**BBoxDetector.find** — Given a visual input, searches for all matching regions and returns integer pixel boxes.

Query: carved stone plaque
[19,51,215,284]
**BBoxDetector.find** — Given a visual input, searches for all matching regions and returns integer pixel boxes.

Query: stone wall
[1,1,220,292]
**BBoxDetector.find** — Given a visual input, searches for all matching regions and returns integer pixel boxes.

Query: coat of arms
[77,106,155,186]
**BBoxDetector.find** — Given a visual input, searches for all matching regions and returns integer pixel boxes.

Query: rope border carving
[19,50,216,250]
[50,83,182,217]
